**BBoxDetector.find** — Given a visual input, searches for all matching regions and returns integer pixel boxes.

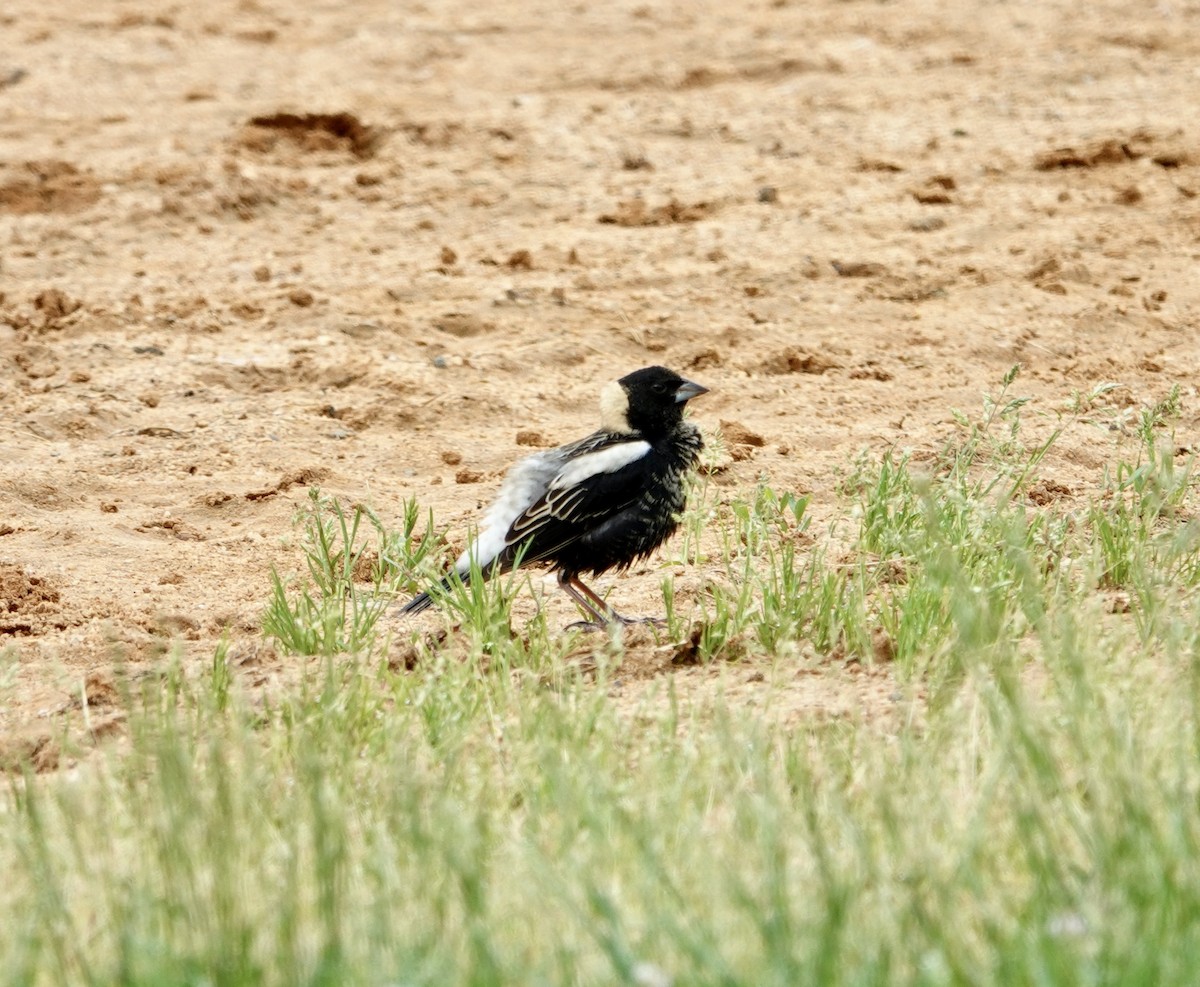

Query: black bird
[400,366,708,624]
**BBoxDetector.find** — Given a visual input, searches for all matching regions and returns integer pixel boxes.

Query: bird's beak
[674,378,709,404]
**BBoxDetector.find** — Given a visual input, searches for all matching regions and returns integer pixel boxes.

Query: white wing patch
[549,440,651,492]
[454,449,564,574]
[451,436,650,576]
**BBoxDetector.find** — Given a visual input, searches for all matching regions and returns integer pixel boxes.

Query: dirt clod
[241,112,381,158]
[720,419,766,447]
[1035,139,1133,170]
[245,467,329,501]
[1028,479,1073,506]
[0,160,101,214]
[912,175,956,204]
[1026,255,1068,294]
[33,288,81,327]
[848,364,894,381]
[687,348,724,370]
[832,260,888,278]
[1,564,61,613]
[0,564,62,636]
[871,627,895,663]
[761,347,839,375]
[0,732,59,773]
[598,198,716,226]
[434,312,493,337]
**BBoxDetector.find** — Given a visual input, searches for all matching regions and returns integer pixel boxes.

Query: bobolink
[400,366,709,624]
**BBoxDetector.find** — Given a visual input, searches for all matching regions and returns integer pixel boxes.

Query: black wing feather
[492,445,650,571]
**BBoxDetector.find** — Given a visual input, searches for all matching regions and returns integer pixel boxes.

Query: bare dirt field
[2,0,1198,769]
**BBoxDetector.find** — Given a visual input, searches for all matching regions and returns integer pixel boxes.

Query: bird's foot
[565,615,666,632]
[617,615,667,629]
[565,618,614,633]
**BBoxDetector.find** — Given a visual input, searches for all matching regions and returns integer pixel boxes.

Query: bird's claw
[617,615,667,628]
[566,619,610,633]
[565,615,666,633]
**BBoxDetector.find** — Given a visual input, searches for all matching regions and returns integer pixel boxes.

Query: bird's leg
[579,575,668,628]
[560,573,668,629]
[569,576,630,623]
[557,571,620,626]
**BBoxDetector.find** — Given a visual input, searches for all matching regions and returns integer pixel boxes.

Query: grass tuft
[262,488,441,656]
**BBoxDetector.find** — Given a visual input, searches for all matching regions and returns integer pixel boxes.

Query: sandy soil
[2,0,1198,770]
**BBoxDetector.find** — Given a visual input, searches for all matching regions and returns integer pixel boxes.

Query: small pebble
[909,215,946,232]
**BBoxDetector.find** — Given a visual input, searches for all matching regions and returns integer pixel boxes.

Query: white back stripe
[550,440,651,491]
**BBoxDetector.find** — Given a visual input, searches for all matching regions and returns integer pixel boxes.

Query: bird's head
[599,366,709,438]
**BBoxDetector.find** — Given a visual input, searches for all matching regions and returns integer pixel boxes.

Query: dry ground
[2,0,1198,769]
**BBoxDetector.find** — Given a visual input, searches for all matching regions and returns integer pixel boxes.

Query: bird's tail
[398,590,435,616]
[398,571,469,616]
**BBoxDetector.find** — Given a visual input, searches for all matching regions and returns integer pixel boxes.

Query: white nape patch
[550,440,651,492]
[454,449,563,574]
[598,380,633,434]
